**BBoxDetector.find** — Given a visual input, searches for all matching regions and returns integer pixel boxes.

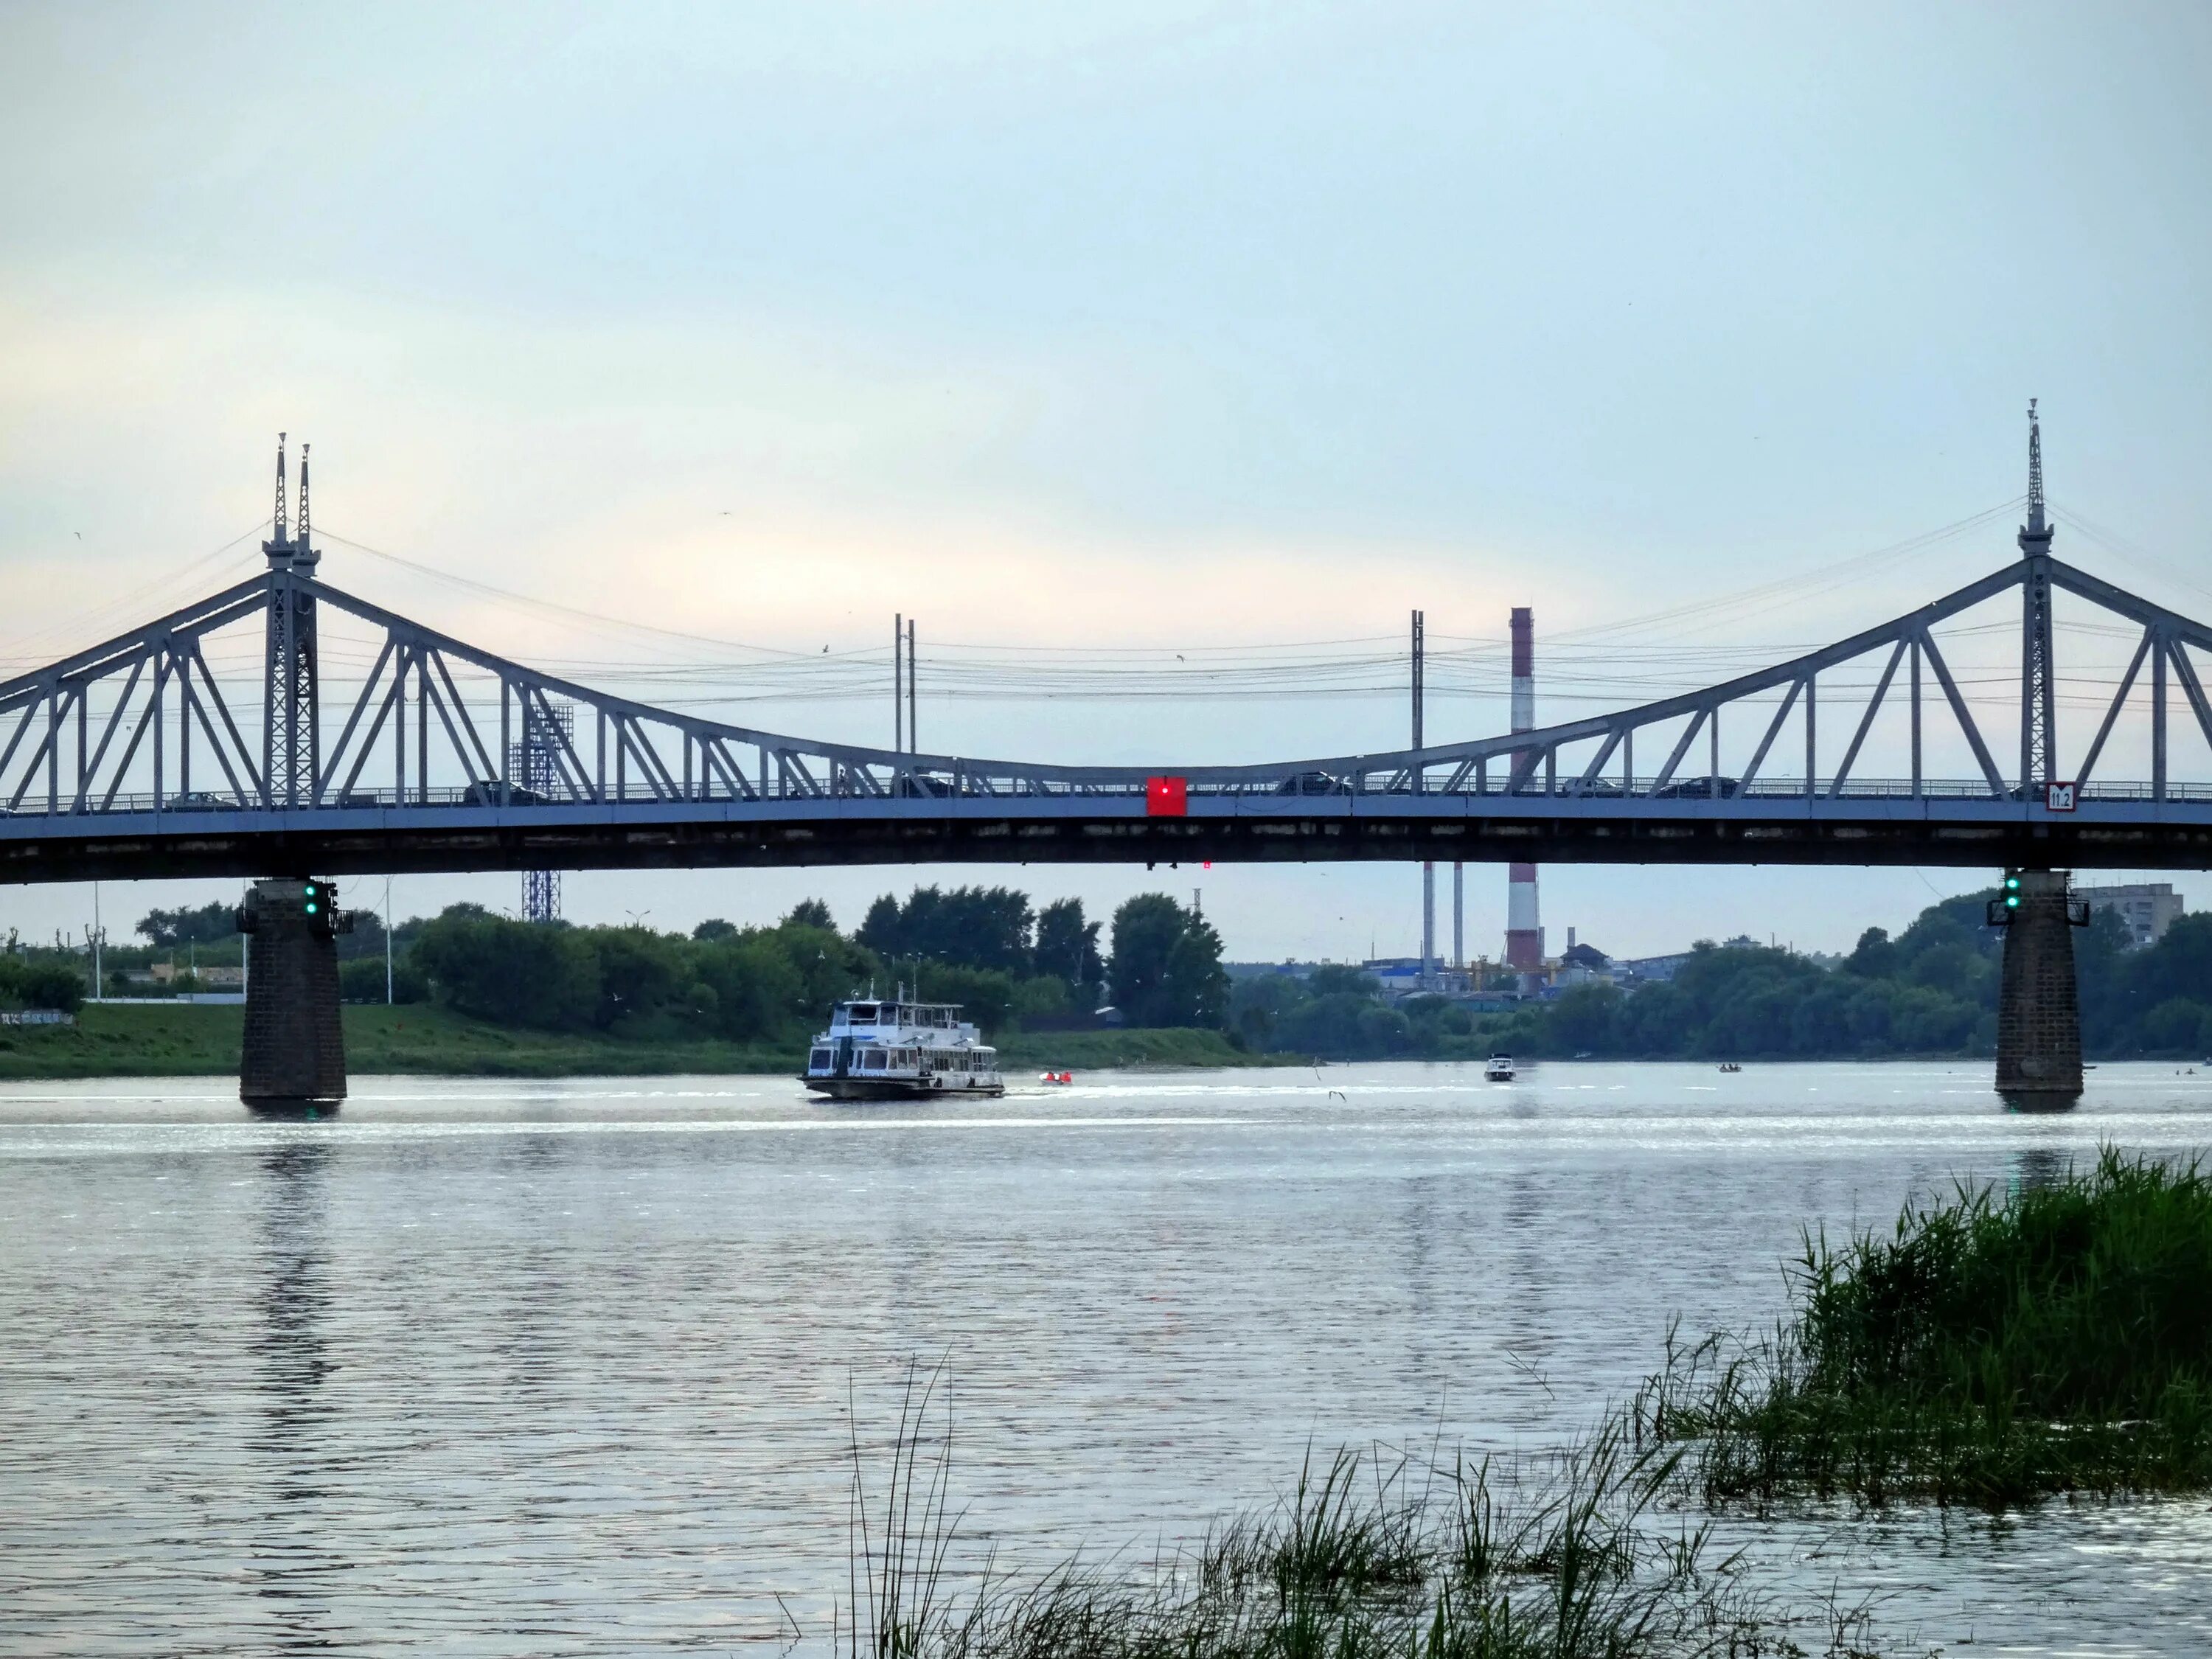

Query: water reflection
[250,1134,340,1649]
[2009,1145,2074,1195]
[246,1100,344,1122]
[2002,1091,2080,1116]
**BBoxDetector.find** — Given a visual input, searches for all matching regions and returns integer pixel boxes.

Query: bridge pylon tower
[2019,399,2057,795]
[1996,403,2082,1106]
[261,434,321,811]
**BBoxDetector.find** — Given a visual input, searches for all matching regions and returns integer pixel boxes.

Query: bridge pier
[237,877,347,1116]
[1994,869,2083,1107]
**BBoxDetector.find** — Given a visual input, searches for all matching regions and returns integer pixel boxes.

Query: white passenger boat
[1484,1054,1517,1082]
[801,995,1005,1100]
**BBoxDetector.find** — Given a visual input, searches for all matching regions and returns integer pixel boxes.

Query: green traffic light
[2006,894,2020,908]
[2005,874,2021,890]
[305,902,318,914]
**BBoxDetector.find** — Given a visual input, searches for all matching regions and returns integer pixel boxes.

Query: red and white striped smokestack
[1506,606,1543,971]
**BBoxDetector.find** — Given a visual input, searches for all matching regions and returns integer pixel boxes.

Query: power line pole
[384,875,394,1004]
[1413,610,1433,990]
[1452,861,1463,973]
[894,613,904,752]
[512,701,570,922]
[907,618,918,754]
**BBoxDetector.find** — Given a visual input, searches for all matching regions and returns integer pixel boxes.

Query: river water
[2,1061,2208,1655]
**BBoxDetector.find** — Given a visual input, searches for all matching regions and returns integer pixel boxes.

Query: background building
[2076,883,2185,949]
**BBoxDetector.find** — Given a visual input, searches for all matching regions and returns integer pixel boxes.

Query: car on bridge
[1651,776,1742,800]
[462,781,553,807]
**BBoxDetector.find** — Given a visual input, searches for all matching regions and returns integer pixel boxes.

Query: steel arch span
[4,458,2212,885]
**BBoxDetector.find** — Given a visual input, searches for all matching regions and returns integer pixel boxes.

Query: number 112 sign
[2046,782,2078,812]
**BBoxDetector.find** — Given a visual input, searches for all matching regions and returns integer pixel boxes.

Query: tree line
[330,884,1226,1047]
[31,880,2207,1062]
[1230,888,2212,1062]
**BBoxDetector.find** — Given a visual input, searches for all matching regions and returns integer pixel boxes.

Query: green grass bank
[1641,1147,2212,1507]
[0,1004,1267,1080]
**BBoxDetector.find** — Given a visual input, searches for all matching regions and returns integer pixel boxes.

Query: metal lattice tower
[261,434,321,808]
[2019,399,2058,795]
[509,699,572,922]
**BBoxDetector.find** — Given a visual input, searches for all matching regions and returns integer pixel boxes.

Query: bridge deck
[5,787,2208,883]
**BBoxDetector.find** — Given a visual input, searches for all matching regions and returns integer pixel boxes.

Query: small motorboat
[1718,1062,1742,1074]
[1484,1054,1516,1082]
[1038,1071,1075,1085]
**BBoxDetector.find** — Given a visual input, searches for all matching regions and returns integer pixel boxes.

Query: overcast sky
[2,2,2209,961]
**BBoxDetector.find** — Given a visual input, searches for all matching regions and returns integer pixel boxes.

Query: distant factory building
[1363,959,1474,997]
[2076,883,2185,949]
[1557,942,1613,984]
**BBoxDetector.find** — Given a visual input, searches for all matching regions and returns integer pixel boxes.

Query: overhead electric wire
[0,519,272,673]
[2052,500,2212,613]
[318,527,869,662]
[37,498,2152,731]
[1549,498,2025,645]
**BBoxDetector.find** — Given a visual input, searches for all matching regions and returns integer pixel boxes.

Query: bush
[0,959,86,1013]
[411,911,599,1030]
[338,956,427,1004]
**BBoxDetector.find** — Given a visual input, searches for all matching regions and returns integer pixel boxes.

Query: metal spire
[295,442,316,568]
[260,436,321,805]
[2018,398,2051,554]
[263,433,291,562]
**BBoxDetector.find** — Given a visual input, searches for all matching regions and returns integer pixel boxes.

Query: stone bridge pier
[237,877,349,1115]
[1994,868,2087,1107]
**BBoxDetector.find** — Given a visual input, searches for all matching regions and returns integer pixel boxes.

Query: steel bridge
[5,431,2212,888]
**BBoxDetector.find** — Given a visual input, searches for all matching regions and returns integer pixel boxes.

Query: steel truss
[0,553,2209,855]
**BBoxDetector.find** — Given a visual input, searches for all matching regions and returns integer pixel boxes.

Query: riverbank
[1645,1147,2212,1507]
[0,1003,1270,1079]
[851,1152,2212,1657]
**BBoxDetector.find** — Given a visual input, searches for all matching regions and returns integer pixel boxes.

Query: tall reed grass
[835,1363,1910,1658]
[1639,1148,2212,1507]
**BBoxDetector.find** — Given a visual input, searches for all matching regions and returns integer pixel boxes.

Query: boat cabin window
[809,1048,832,1070]
[847,1004,878,1025]
[862,1050,887,1071]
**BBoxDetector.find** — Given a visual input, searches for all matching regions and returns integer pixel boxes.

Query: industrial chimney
[1505,606,1544,971]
